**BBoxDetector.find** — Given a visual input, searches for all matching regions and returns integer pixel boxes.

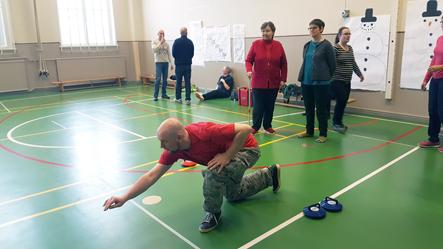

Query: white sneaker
[174,99,182,104]
[185,100,191,105]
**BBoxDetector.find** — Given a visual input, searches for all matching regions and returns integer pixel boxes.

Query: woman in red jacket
[246,21,288,134]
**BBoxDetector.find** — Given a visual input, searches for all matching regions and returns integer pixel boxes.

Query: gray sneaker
[174,99,182,104]
[185,100,191,105]
[268,164,281,193]
[332,124,346,134]
[199,212,221,233]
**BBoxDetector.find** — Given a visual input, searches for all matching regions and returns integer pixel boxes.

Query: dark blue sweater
[172,36,194,65]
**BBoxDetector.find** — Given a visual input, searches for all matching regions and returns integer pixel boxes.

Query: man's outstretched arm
[103,163,172,210]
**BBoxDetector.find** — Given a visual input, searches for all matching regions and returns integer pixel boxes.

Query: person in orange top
[246,21,288,134]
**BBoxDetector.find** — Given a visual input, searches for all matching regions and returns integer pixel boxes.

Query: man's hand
[421,81,428,91]
[207,153,231,173]
[103,195,128,211]
[359,75,365,82]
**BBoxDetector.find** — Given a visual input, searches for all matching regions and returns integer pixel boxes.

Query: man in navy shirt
[172,27,194,105]
[195,66,235,101]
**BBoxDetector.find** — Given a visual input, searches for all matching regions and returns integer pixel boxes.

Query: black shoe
[269,164,281,193]
[199,212,221,233]
[161,95,170,99]
[153,97,158,101]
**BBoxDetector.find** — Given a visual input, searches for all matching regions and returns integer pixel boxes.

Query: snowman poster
[400,0,442,89]
[345,9,391,91]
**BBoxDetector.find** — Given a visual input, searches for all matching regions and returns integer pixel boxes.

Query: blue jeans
[154,62,169,98]
[427,78,443,142]
[175,64,192,100]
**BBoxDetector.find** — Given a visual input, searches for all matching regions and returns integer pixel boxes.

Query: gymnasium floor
[0,84,441,249]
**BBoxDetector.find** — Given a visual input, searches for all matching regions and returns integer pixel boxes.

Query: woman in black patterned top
[330,27,364,133]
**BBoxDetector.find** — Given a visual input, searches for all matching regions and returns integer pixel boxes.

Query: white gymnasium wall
[141,0,394,39]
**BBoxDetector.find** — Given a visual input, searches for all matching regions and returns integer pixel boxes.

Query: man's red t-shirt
[158,122,258,166]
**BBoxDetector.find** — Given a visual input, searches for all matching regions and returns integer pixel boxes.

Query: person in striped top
[330,27,364,133]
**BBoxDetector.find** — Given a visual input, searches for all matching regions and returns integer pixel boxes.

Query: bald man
[103,118,281,233]
[172,27,194,105]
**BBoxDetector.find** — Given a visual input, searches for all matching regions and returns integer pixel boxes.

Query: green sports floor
[0,84,441,249]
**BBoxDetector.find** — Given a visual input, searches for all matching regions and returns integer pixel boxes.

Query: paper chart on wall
[400,0,442,89]
[345,9,390,91]
[203,26,231,62]
[232,24,245,64]
[188,20,205,66]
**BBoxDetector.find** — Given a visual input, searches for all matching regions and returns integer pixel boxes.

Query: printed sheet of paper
[188,20,205,66]
[203,26,231,62]
[232,24,245,64]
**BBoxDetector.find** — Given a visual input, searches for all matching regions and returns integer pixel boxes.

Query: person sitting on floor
[195,66,234,101]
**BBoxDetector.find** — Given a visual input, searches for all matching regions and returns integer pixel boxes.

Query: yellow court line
[124,160,159,170]
[0,180,90,208]
[0,166,196,230]
[4,95,123,113]
[121,92,305,127]
[0,185,131,230]
[0,160,162,210]
[0,99,301,208]
[133,100,231,124]
[259,131,305,147]
[2,85,141,103]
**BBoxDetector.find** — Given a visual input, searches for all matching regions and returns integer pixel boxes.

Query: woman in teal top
[297,19,336,143]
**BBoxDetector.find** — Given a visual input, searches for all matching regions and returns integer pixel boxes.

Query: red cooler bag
[238,87,253,106]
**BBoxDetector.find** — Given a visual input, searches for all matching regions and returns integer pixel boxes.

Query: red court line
[126,126,423,174]
[347,119,379,127]
[0,98,422,175]
[0,144,72,168]
[274,125,422,169]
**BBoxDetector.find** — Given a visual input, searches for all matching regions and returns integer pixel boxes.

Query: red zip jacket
[245,39,288,89]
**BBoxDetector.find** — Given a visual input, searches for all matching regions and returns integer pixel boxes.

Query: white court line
[0,102,11,113]
[131,201,200,249]
[76,111,147,139]
[272,111,305,119]
[239,146,420,249]
[0,180,89,208]
[97,177,200,249]
[51,121,67,129]
[0,185,131,230]
[348,113,426,127]
[349,133,415,148]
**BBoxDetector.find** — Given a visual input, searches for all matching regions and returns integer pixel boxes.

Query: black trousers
[329,80,351,126]
[252,88,278,130]
[203,89,230,100]
[302,84,330,137]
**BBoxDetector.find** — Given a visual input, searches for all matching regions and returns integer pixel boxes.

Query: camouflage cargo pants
[202,147,273,213]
